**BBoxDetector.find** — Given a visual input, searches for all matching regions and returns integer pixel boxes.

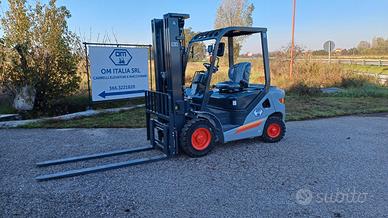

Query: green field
[344,64,388,75]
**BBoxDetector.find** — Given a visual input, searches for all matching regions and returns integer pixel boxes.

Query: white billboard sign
[88,46,148,101]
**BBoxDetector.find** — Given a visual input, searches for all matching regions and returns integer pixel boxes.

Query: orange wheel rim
[267,123,281,138]
[191,128,211,150]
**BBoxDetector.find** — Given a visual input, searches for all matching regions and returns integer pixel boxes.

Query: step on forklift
[35,13,285,181]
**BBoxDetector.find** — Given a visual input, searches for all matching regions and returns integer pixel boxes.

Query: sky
[1,0,388,52]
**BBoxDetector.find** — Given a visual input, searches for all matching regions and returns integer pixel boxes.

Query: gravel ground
[1,115,387,217]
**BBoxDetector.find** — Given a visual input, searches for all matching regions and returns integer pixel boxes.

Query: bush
[287,82,322,96]
[271,60,351,89]
[270,57,385,92]
[0,0,81,112]
[338,75,377,88]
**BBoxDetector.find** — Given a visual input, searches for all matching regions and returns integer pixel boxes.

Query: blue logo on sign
[109,49,132,66]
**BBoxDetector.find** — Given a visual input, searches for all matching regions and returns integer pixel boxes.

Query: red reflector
[279,98,285,104]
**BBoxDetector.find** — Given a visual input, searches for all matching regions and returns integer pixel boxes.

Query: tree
[0,39,5,90]
[357,41,371,50]
[0,0,81,111]
[371,37,385,48]
[1,0,32,90]
[214,0,254,61]
[370,37,388,55]
[215,0,254,29]
[184,28,206,61]
[340,48,358,56]
[277,44,305,60]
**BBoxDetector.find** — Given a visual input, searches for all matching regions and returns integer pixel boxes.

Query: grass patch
[286,95,388,121]
[23,107,146,128]
[0,104,16,114]
[332,84,388,97]
[0,99,16,114]
[22,94,388,128]
[19,93,145,119]
[344,64,388,75]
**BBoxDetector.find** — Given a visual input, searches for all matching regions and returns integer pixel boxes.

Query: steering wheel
[203,63,218,72]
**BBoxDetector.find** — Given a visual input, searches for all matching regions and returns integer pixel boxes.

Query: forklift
[35,13,285,181]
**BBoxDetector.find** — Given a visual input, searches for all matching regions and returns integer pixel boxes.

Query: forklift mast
[152,13,189,120]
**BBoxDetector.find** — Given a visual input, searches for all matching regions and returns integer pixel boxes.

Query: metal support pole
[289,0,296,78]
[83,42,92,110]
[149,45,153,91]
[228,36,234,68]
[329,41,331,64]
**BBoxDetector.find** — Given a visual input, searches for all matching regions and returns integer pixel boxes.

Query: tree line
[312,37,388,56]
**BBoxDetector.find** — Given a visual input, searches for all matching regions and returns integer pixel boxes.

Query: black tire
[262,117,286,143]
[180,118,216,157]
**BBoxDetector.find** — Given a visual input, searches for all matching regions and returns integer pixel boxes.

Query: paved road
[1,115,387,217]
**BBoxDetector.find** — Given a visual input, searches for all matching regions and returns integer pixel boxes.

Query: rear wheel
[262,117,286,143]
[180,118,215,157]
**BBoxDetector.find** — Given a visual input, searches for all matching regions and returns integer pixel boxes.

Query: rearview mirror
[217,42,225,57]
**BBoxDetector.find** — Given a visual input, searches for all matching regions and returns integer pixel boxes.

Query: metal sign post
[329,41,331,63]
[289,0,297,78]
[83,42,92,109]
[323,40,335,64]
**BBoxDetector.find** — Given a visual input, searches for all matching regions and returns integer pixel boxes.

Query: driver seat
[215,62,251,92]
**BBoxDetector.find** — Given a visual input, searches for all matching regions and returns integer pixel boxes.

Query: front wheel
[262,117,286,143]
[180,118,216,157]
